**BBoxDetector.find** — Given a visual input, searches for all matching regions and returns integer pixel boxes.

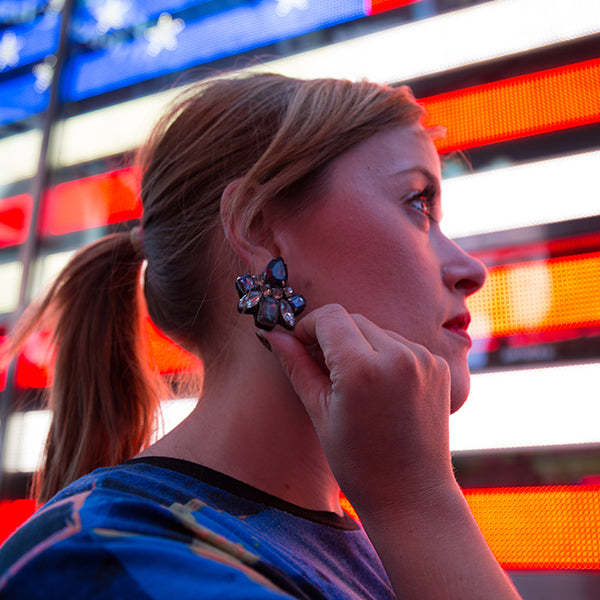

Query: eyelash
[408,184,439,223]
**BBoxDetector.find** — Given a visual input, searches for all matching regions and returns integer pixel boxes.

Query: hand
[263,304,456,513]
[263,305,522,599]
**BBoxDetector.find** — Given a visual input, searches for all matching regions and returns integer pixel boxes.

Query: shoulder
[0,463,294,599]
[0,461,391,600]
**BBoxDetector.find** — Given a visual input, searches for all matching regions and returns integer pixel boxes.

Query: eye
[408,184,440,223]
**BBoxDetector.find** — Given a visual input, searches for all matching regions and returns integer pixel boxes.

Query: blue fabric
[0,458,394,599]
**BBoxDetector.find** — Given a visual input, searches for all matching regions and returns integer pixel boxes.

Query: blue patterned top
[0,457,394,599]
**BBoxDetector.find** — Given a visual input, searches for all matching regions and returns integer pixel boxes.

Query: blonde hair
[140,73,423,353]
[9,73,424,502]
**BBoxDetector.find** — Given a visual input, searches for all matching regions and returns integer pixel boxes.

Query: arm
[357,482,520,600]
[264,305,521,600]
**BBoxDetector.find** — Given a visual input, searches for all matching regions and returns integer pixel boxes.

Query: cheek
[283,205,440,333]
[287,211,380,292]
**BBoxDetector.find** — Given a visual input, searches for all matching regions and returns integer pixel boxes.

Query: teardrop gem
[265,257,288,288]
[238,290,261,313]
[279,299,295,329]
[235,274,256,298]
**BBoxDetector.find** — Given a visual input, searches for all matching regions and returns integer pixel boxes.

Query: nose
[441,238,487,297]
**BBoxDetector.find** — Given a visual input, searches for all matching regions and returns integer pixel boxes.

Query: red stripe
[0,194,32,249]
[39,167,142,236]
[368,0,421,16]
[422,58,600,152]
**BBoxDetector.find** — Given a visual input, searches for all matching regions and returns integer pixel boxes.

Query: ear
[220,178,281,272]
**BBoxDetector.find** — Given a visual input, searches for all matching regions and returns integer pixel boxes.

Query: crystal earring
[235,257,306,331]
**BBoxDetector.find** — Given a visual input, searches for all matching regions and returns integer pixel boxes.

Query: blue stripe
[0,70,50,126]
[71,0,230,43]
[0,13,60,73]
[64,0,366,102]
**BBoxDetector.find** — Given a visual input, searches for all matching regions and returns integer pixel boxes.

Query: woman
[0,73,521,599]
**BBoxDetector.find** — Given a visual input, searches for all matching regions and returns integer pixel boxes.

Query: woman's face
[280,123,487,412]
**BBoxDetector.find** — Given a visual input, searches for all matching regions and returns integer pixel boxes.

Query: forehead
[328,123,441,182]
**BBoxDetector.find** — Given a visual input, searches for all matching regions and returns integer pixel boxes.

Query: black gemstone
[254,296,279,330]
[235,274,255,298]
[265,257,288,288]
[287,293,306,316]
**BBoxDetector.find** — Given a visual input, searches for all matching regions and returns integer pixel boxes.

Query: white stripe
[441,150,600,238]
[450,363,600,452]
[0,130,42,190]
[2,398,197,473]
[2,409,48,474]
[0,261,22,313]
[249,0,600,82]
[48,88,177,169]
[4,362,600,472]
[1,0,599,186]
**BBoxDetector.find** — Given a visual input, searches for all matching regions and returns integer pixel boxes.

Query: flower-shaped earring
[235,257,306,331]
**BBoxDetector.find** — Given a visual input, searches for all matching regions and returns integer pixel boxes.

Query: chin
[449,375,471,414]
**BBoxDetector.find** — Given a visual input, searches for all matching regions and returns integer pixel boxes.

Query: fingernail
[255,331,272,352]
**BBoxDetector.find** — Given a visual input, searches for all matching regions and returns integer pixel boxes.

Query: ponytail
[9,231,163,503]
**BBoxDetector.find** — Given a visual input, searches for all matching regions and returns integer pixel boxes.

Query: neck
[142,327,342,515]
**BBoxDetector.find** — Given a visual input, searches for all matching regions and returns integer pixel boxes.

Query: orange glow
[422,58,600,152]
[342,486,600,569]
[464,486,600,570]
[40,167,141,236]
[144,317,202,374]
[468,252,600,339]
[12,320,200,389]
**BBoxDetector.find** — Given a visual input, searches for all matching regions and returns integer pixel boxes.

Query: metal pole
[0,0,75,499]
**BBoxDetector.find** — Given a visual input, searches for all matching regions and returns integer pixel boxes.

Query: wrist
[347,471,463,527]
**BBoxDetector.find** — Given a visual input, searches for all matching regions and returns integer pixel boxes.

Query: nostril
[457,278,483,295]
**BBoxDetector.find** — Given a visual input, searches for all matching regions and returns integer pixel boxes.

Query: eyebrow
[393,167,441,188]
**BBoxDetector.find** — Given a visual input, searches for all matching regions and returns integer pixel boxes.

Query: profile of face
[277,123,487,412]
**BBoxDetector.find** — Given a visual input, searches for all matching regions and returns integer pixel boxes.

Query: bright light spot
[144,13,185,57]
[90,0,132,34]
[276,0,310,17]
[0,31,24,71]
[33,55,56,93]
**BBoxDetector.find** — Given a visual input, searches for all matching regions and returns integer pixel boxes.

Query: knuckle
[319,303,347,319]
[388,344,418,371]
[349,313,371,327]
[433,354,450,375]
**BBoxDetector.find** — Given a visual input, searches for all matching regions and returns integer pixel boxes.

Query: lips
[443,312,471,330]
[442,312,472,343]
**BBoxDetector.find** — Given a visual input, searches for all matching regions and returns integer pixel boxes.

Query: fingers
[261,304,454,504]
[293,304,376,362]
[262,304,446,419]
[262,305,374,416]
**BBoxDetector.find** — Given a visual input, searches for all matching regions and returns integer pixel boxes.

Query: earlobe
[220,178,280,271]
